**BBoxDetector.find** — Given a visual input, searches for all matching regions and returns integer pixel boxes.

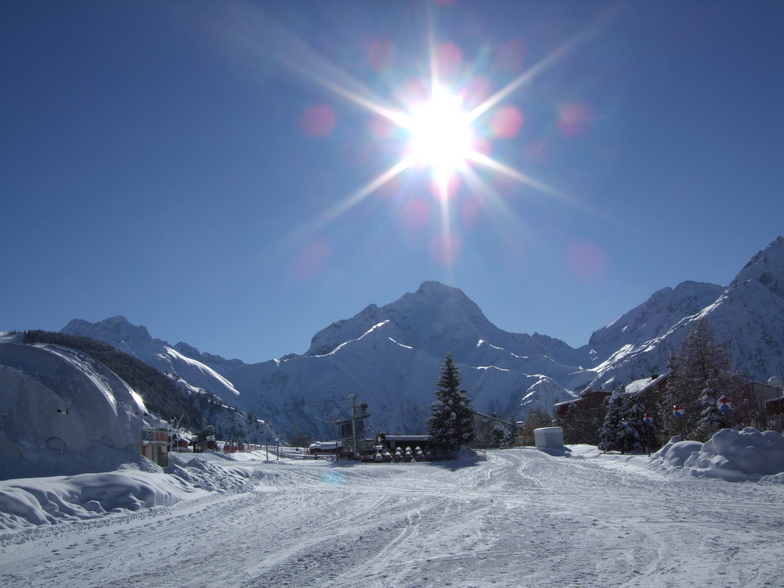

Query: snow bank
[0,452,269,532]
[652,428,784,481]
[164,455,256,493]
[652,439,704,469]
[0,469,207,531]
[567,444,602,458]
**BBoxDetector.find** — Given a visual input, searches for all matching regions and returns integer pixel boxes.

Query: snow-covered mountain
[586,236,784,389]
[586,281,726,358]
[50,236,784,441]
[62,316,244,400]
[223,238,784,439]
[223,281,591,439]
[305,281,584,367]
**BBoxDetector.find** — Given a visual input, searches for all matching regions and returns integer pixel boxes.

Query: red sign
[141,429,169,446]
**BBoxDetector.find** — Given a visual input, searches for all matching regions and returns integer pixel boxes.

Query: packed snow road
[1,448,782,587]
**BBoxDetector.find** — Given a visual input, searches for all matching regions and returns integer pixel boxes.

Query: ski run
[2,445,783,587]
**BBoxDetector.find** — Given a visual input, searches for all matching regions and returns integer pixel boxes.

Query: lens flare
[290,237,331,280]
[557,103,595,136]
[406,88,473,179]
[300,104,337,137]
[565,239,608,281]
[226,3,623,267]
[490,105,525,138]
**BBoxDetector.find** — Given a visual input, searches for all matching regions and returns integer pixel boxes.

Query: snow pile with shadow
[0,469,208,531]
[652,427,784,482]
[0,453,268,531]
[165,455,256,493]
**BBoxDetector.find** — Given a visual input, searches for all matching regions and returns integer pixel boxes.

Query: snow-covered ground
[1,439,783,587]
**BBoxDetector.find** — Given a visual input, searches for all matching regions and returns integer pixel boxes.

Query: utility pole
[333,396,371,460]
[350,395,358,456]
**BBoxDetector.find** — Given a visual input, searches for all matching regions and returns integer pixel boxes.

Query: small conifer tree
[696,384,726,440]
[598,391,627,453]
[427,353,475,457]
[624,402,647,453]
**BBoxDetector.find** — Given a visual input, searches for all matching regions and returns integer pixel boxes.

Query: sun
[253,6,607,244]
[404,87,474,183]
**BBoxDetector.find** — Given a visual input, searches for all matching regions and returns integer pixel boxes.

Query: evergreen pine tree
[558,401,604,445]
[507,410,520,446]
[598,391,626,452]
[696,384,726,440]
[492,421,512,447]
[625,402,647,453]
[427,353,475,457]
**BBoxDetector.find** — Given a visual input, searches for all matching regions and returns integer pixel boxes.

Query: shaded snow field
[1,430,783,587]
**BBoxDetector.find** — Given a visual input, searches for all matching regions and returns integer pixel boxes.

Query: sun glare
[248,3,619,262]
[405,88,473,182]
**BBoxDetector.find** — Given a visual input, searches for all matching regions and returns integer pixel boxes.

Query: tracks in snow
[1,451,783,587]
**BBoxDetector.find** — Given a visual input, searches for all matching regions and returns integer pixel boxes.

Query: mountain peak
[64,315,154,345]
[730,236,784,298]
[392,282,491,324]
[304,281,495,357]
[415,280,461,297]
[588,280,725,350]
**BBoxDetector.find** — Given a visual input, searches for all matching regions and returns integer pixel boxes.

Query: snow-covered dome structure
[0,343,156,459]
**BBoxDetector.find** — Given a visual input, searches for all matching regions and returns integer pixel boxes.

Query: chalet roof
[623,373,668,396]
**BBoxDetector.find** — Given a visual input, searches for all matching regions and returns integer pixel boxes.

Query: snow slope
[62,316,243,399]
[1,437,782,587]
[585,280,725,360]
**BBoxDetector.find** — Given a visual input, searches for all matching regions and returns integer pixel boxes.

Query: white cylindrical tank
[534,427,564,450]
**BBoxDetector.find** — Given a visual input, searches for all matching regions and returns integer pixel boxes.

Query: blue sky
[2,1,783,362]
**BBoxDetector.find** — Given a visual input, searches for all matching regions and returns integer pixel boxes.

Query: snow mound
[653,439,704,469]
[0,469,207,531]
[0,453,264,531]
[165,456,255,493]
[652,428,784,481]
[0,453,267,532]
